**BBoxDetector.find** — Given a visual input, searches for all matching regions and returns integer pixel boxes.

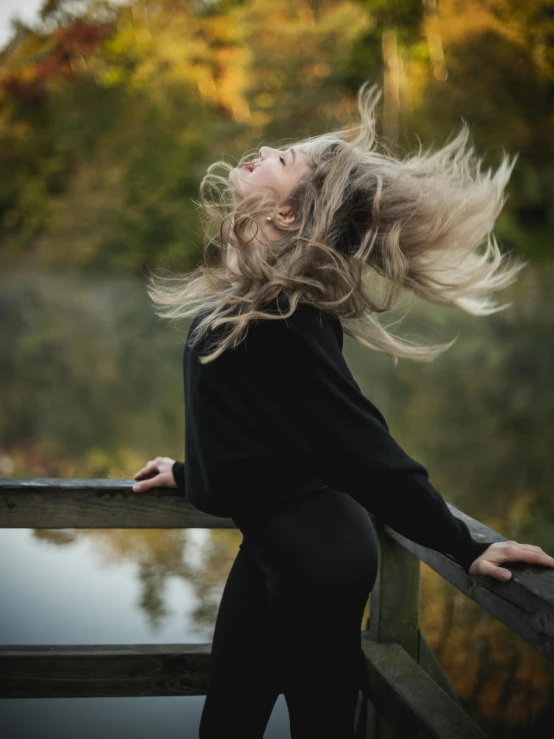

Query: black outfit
[171,294,493,738]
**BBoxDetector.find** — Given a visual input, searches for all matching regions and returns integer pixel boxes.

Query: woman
[131,84,554,738]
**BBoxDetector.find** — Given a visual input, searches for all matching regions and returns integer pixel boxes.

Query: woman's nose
[259,146,276,160]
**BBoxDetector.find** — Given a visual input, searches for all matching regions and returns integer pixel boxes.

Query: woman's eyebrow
[289,148,296,164]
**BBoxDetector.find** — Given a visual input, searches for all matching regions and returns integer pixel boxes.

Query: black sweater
[172,294,493,574]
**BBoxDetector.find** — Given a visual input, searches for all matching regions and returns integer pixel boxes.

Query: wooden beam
[383,505,554,663]
[0,643,212,698]
[361,637,488,739]
[2,638,488,739]
[0,479,235,529]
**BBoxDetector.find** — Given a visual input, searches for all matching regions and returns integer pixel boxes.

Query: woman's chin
[229,168,243,192]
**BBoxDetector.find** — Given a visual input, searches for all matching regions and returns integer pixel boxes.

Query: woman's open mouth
[244,162,255,172]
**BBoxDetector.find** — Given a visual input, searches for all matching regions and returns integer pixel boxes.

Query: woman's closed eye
[279,156,286,166]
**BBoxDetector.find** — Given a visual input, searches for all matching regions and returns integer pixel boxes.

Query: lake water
[1,265,553,738]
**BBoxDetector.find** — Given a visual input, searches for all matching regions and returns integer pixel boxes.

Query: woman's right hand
[468,540,554,581]
[132,456,177,493]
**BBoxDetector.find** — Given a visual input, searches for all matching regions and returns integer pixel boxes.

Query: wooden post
[366,520,421,656]
[363,517,421,739]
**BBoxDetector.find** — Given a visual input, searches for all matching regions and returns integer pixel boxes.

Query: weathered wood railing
[1,478,553,739]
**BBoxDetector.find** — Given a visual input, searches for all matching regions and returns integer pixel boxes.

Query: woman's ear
[276,203,296,227]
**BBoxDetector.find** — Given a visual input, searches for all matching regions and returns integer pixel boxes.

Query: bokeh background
[1,1,553,737]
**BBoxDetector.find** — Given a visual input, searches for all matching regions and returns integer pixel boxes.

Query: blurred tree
[1,0,554,267]
[231,0,371,140]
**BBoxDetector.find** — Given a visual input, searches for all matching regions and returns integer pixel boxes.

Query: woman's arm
[249,305,494,574]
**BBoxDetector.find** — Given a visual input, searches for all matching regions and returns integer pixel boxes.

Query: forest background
[1,0,553,272]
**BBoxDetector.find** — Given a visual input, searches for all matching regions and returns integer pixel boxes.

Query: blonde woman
[132,84,554,738]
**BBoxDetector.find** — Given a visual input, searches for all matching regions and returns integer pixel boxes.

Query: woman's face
[230,146,310,204]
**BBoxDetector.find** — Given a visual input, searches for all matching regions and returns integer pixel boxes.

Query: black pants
[198,486,379,738]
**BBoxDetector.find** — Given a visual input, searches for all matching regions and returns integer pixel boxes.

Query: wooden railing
[1,478,553,738]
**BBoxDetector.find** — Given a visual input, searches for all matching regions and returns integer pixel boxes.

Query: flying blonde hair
[146,83,525,364]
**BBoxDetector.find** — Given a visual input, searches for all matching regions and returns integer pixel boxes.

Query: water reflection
[1,265,553,737]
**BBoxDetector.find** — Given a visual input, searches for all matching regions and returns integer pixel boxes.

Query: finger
[132,461,156,479]
[502,546,554,567]
[132,461,159,480]
[520,545,554,564]
[534,552,554,567]
[132,474,164,493]
[477,560,513,582]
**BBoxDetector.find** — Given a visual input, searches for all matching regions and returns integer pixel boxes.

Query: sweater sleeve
[250,305,493,574]
[172,460,187,495]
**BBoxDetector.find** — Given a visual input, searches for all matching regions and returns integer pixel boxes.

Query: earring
[266,216,272,222]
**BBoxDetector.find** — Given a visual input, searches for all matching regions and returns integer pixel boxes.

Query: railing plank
[1,638,489,739]
[383,505,554,663]
[361,637,488,739]
[0,479,235,529]
[0,643,211,698]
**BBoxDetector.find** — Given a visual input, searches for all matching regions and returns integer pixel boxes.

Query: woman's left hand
[131,456,177,493]
[468,540,554,581]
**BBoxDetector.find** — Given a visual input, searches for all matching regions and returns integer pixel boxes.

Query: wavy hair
[146,83,525,364]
